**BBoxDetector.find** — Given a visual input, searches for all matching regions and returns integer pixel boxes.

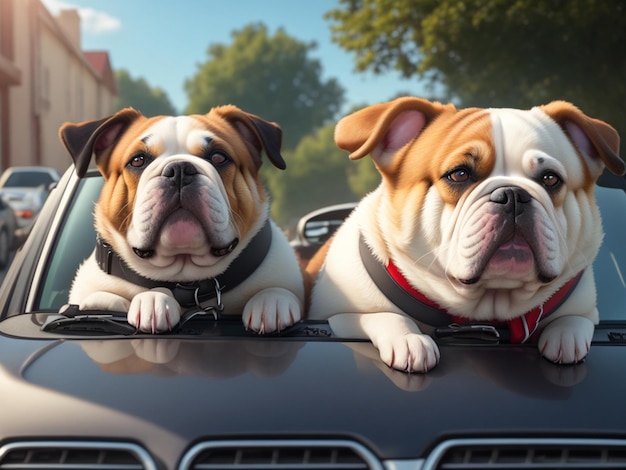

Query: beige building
[0,0,116,174]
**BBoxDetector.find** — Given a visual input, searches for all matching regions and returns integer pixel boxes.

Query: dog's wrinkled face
[131,122,235,255]
[421,107,589,288]
[60,106,285,282]
[97,116,265,274]
[335,98,624,319]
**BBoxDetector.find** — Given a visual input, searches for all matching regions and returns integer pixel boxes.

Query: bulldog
[59,105,304,334]
[307,97,624,373]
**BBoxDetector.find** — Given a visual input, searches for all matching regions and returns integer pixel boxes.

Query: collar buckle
[177,279,225,328]
[175,278,224,314]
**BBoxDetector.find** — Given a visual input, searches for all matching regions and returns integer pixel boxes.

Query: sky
[41,0,431,115]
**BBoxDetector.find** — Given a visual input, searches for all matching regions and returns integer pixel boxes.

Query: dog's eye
[128,153,150,169]
[208,151,230,166]
[541,172,562,188]
[446,168,471,183]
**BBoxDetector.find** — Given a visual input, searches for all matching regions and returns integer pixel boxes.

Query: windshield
[36,176,103,311]
[593,186,626,321]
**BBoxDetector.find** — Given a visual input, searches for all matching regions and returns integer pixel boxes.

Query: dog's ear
[59,108,142,178]
[540,101,625,176]
[334,97,452,167]
[216,106,286,170]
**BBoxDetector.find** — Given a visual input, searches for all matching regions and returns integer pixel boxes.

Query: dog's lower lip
[211,238,239,257]
[133,247,155,259]
[538,273,557,283]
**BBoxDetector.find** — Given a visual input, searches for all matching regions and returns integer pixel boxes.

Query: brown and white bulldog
[59,105,304,333]
[307,97,624,373]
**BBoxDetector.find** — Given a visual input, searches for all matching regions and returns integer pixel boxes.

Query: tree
[347,155,380,197]
[267,123,379,227]
[325,0,626,139]
[185,23,345,149]
[115,70,178,116]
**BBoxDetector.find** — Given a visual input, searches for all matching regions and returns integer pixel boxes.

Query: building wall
[5,0,116,174]
[38,15,84,172]
[0,0,23,171]
[9,0,35,169]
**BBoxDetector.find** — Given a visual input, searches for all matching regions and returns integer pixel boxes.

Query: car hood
[1,314,626,467]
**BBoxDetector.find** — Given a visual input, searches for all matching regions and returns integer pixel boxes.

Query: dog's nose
[162,161,198,186]
[490,186,531,212]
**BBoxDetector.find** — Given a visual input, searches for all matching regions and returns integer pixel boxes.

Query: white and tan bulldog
[307,97,624,373]
[59,105,304,334]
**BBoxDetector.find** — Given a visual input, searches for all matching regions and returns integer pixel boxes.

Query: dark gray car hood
[1,314,625,468]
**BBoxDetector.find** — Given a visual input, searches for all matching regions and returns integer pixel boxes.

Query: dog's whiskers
[117,201,133,230]
[228,208,245,239]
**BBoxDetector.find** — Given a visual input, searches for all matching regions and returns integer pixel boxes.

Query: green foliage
[185,23,345,150]
[266,123,379,227]
[114,69,178,116]
[326,0,626,139]
[347,156,380,196]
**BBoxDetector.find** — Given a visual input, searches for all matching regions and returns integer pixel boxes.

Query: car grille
[423,438,626,469]
[0,441,157,469]
[179,440,384,470]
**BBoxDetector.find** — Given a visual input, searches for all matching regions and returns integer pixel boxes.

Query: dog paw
[538,315,594,364]
[242,287,302,334]
[376,333,440,373]
[127,288,181,333]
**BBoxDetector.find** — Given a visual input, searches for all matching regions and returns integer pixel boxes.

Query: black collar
[95,220,272,308]
[358,234,451,327]
[359,233,583,343]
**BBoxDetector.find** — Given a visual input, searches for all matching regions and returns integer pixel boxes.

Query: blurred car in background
[0,166,61,229]
[289,202,356,266]
[0,195,17,268]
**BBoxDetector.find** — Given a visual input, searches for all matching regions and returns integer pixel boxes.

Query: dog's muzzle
[458,185,548,285]
[130,159,241,259]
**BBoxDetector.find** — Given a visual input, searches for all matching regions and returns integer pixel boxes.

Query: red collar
[386,261,583,343]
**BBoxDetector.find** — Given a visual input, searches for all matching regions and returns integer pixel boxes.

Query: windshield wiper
[42,314,137,335]
[432,324,504,344]
[41,304,335,338]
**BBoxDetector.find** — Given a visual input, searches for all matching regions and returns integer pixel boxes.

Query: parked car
[0,166,626,470]
[289,202,357,265]
[0,195,17,268]
[0,166,61,228]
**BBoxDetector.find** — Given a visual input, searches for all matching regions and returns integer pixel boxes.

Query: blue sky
[42,0,432,114]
